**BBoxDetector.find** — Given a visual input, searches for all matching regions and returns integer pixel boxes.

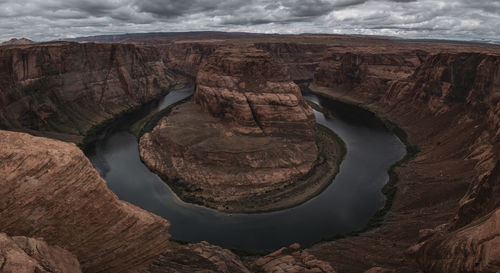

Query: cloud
[0,0,498,42]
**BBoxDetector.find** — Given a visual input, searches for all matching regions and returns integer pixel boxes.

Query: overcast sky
[1,0,499,42]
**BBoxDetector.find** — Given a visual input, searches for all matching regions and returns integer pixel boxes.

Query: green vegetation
[129,113,155,137]
[78,104,143,151]
[361,118,420,231]
[78,81,191,152]
[306,100,324,113]
[135,95,193,138]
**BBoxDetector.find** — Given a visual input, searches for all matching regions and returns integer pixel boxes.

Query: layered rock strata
[1,35,500,272]
[139,46,323,212]
[0,233,81,273]
[0,42,184,143]
[0,130,173,272]
[0,129,336,272]
[250,243,336,273]
[309,50,500,272]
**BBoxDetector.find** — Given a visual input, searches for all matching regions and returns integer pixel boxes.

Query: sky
[0,0,499,42]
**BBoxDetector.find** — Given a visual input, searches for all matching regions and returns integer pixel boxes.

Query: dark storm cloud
[0,0,499,42]
[282,0,368,17]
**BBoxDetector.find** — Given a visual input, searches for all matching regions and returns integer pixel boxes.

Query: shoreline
[78,80,191,153]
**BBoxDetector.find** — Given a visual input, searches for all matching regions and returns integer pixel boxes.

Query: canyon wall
[254,42,329,80]
[313,49,426,99]
[0,129,173,272]
[311,49,500,272]
[162,41,218,76]
[0,42,184,143]
[1,37,499,272]
[0,129,337,272]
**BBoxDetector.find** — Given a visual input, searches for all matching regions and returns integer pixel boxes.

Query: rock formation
[310,48,500,272]
[415,208,500,272]
[0,129,173,272]
[1,34,500,272]
[194,46,316,138]
[0,42,184,143]
[0,38,35,46]
[0,129,336,272]
[0,233,81,273]
[254,41,329,80]
[139,46,322,212]
[250,243,336,273]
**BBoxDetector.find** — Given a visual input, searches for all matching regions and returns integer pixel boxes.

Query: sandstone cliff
[1,35,500,272]
[310,48,500,272]
[0,42,183,143]
[0,129,337,272]
[0,129,173,272]
[163,41,218,76]
[139,46,324,212]
[194,46,316,138]
[254,42,329,80]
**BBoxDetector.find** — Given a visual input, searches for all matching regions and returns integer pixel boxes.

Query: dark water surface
[87,87,405,251]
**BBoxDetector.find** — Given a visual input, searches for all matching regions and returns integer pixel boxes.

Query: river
[87,86,405,251]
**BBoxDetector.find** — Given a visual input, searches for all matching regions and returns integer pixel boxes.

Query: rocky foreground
[0,33,499,272]
[0,129,336,273]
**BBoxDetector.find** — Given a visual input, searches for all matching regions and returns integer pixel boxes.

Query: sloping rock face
[147,241,251,273]
[0,233,81,273]
[0,129,336,272]
[311,50,500,272]
[416,208,500,273]
[250,243,336,273]
[139,46,319,212]
[0,42,183,143]
[0,130,173,272]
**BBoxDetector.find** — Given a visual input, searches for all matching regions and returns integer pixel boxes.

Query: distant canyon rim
[0,33,499,273]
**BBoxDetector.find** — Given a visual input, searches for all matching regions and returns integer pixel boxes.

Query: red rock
[0,130,172,272]
[0,232,81,273]
[0,42,184,143]
[139,46,319,212]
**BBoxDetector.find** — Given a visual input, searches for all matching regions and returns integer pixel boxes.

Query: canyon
[0,33,499,272]
[138,45,345,212]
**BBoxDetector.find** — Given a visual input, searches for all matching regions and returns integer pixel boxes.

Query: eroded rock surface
[0,129,336,273]
[194,46,316,138]
[250,244,336,273]
[0,233,81,273]
[0,130,173,272]
[139,46,322,212]
[415,209,500,272]
[2,35,500,272]
[0,42,184,143]
[310,49,500,272]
